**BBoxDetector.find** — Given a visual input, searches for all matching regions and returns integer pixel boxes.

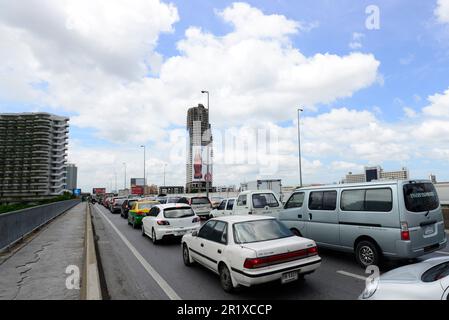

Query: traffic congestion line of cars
[93,179,449,297]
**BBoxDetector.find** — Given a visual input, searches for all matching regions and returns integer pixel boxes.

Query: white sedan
[181,215,321,292]
[360,256,449,300]
[142,204,201,244]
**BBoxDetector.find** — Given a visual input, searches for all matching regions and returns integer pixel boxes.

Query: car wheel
[290,228,301,237]
[183,244,193,266]
[355,240,380,268]
[219,264,234,293]
[151,229,159,245]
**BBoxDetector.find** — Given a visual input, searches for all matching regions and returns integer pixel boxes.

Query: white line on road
[94,205,181,300]
[337,270,367,281]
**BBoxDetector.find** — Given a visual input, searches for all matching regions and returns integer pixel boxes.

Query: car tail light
[157,220,170,225]
[192,217,200,223]
[307,246,318,255]
[135,210,145,216]
[401,221,410,241]
[243,247,318,269]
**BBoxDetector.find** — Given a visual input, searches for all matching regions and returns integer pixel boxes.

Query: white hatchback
[142,204,201,244]
[181,215,321,292]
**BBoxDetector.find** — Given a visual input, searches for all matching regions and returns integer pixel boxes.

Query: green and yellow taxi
[128,200,159,229]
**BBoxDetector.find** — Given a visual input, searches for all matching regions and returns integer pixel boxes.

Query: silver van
[279,180,447,267]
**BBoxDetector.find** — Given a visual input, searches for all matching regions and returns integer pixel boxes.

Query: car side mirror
[192,231,198,237]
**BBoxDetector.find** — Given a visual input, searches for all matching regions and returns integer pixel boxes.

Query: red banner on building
[131,186,144,195]
[93,188,106,195]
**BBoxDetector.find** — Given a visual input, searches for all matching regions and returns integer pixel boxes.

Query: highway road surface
[91,204,449,300]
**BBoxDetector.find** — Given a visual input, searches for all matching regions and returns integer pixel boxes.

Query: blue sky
[1,0,449,191]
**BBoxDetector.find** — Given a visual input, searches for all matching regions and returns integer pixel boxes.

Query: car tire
[183,244,193,266]
[151,229,159,245]
[219,264,234,293]
[355,240,381,268]
[290,228,301,237]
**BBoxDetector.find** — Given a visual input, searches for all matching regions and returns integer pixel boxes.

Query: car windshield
[191,197,210,205]
[138,203,156,209]
[421,261,449,282]
[252,193,279,208]
[167,197,181,203]
[163,207,195,218]
[233,219,293,244]
[403,183,439,213]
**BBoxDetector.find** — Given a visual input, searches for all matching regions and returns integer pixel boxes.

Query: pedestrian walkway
[0,203,86,300]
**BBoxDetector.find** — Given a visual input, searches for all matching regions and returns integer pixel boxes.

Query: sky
[1,0,449,192]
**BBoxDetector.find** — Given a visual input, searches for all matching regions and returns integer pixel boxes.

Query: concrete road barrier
[0,199,80,252]
[81,203,102,300]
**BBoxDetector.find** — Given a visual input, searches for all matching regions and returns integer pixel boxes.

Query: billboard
[131,186,144,195]
[130,178,145,187]
[192,145,212,182]
[73,189,81,196]
[92,188,106,195]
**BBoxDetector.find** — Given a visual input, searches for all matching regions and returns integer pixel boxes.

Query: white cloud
[422,88,449,117]
[435,0,449,24]
[0,1,381,144]
[403,107,418,118]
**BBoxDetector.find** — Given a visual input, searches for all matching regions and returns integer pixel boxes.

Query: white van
[233,190,283,217]
[279,180,447,267]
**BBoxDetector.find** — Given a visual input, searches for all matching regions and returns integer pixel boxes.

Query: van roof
[238,189,277,195]
[294,179,432,191]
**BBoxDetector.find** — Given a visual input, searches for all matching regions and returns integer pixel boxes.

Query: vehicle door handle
[309,213,312,220]
[217,249,222,254]
[200,243,204,247]
[298,214,302,219]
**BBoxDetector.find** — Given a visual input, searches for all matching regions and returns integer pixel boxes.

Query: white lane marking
[94,205,181,300]
[436,251,449,255]
[337,270,367,281]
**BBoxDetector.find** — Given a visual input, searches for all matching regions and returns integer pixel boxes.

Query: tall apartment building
[343,166,409,183]
[186,104,212,193]
[0,112,69,202]
[66,163,78,190]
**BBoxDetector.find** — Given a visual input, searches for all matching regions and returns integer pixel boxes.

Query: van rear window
[403,183,439,213]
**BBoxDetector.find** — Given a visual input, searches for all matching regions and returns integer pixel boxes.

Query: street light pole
[297,108,303,188]
[123,162,127,190]
[140,145,146,188]
[201,90,210,198]
[163,163,167,187]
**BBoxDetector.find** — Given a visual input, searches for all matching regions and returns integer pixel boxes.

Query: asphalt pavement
[91,204,449,300]
[0,203,86,300]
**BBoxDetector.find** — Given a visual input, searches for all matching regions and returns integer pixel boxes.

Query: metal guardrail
[0,199,81,251]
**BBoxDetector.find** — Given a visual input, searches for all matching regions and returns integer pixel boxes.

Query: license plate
[424,226,434,235]
[281,271,298,284]
[176,231,187,236]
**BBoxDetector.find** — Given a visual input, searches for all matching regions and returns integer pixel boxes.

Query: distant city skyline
[1,1,449,192]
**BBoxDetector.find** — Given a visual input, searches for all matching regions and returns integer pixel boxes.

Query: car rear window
[252,193,279,208]
[421,262,449,282]
[138,203,157,210]
[191,197,210,205]
[403,183,439,213]
[163,207,194,218]
[233,219,293,244]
